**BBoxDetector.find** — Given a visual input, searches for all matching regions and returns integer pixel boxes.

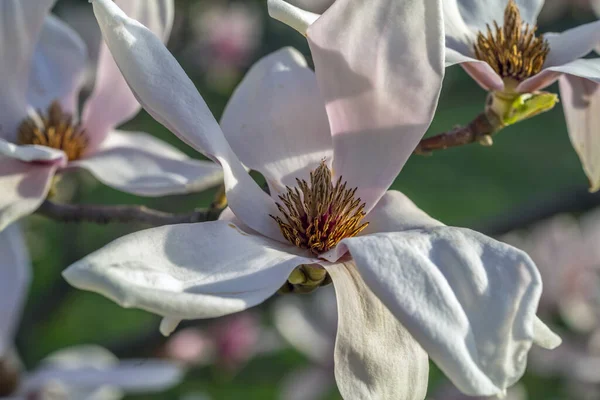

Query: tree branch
[36,200,221,226]
[414,111,502,155]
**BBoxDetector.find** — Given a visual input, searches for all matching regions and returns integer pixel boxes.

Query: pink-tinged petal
[91,0,282,240]
[0,0,56,142]
[27,15,87,114]
[363,190,443,235]
[447,48,505,91]
[0,138,66,164]
[543,21,600,68]
[325,262,429,400]
[0,157,58,231]
[0,224,30,357]
[267,0,320,36]
[220,47,332,196]
[279,366,334,400]
[559,74,600,192]
[443,0,477,57]
[63,221,314,326]
[307,0,444,211]
[70,130,223,197]
[341,228,549,396]
[517,56,600,92]
[26,346,182,394]
[83,0,174,150]
[455,0,543,29]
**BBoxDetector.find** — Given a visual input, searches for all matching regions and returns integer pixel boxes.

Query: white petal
[455,0,543,29]
[27,15,87,114]
[273,288,336,364]
[516,58,600,92]
[443,0,477,57]
[26,345,183,394]
[544,21,600,68]
[532,317,561,350]
[0,0,56,142]
[446,48,505,91]
[341,228,543,396]
[0,157,58,231]
[325,262,429,400]
[558,73,600,191]
[363,190,443,235]
[83,0,174,150]
[267,0,320,36]
[71,131,223,196]
[63,221,313,323]
[91,0,282,240]
[0,224,30,357]
[220,47,332,196]
[307,0,445,210]
[0,139,66,164]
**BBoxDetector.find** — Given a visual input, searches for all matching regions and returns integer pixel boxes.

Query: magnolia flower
[64,0,560,397]
[273,288,337,400]
[269,0,600,192]
[0,0,222,232]
[0,226,183,399]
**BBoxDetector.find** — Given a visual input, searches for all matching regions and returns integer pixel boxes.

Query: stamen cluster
[473,0,549,81]
[271,161,369,255]
[18,101,88,161]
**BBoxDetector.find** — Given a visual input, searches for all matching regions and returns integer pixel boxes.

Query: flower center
[473,0,549,82]
[270,161,369,255]
[17,100,87,161]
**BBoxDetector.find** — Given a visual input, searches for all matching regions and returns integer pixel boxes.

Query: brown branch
[414,111,503,155]
[36,200,221,226]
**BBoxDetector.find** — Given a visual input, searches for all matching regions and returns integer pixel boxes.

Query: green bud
[501,92,559,126]
[288,268,307,285]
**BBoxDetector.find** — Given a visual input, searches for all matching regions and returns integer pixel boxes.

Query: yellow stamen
[17,101,88,161]
[271,161,369,255]
[473,0,549,82]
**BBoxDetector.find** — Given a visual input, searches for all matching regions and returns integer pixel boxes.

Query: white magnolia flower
[0,0,222,232]
[0,227,183,399]
[64,0,560,398]
[269,0,600,192]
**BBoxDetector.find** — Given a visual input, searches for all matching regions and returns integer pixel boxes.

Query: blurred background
[16,0,600,398]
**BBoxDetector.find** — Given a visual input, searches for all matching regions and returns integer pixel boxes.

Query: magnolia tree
[2,0,600,398]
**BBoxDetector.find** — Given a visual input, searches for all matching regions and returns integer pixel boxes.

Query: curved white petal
[544,21,600,68]
[273,288,336,364]
[559,73,600,192]
[516,58,600,92]
[0,224,31,357]
[443,0,477,58]
[363,190,443,235]
[307,0,444,211]
[267,0,320,36]
[91,0,282,240]
[220,47,332,196]
[27,15,87,114]
[446,48,505,91]
[0,139,66,164]
[455,0,544,29]
[63,221,313,324]
[325,262,429,400]
[26,345,183,394]
[0,157,58,231]
[341,228,545,396]
[0,0,56,142]
[70,131,223,196]
[532,317,561,350]
[83,0,174,151]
